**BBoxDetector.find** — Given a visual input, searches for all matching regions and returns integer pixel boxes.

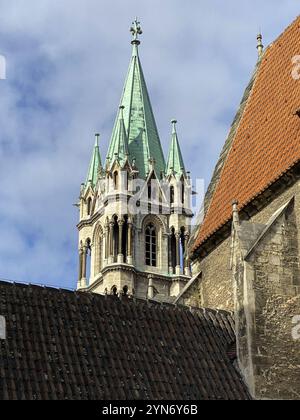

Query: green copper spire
[166,120,186,177]
[107,19,165,179]
[107,106,129,167]
[86,133,102,187]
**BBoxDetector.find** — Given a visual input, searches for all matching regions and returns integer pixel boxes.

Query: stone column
[175,232,181,275]
[108,221,114,264]
[77,247,84,289]
[147,275,154,299]
[104,224,109,266]
[168,234,173,275]
[117,220,124,264]
[184,233,191,276]
[81,245,88,287]
[127,222,133,265]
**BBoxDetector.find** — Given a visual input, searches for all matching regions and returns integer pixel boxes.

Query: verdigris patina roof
[166,120,186,177]
[107,20,166,179]
[85,134,101,188]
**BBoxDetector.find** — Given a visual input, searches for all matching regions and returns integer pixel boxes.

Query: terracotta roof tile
[193,16,300,253]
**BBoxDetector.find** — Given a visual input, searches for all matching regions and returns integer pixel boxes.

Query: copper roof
[193,16,300,254]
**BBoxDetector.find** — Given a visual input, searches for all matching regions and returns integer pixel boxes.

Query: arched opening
[147,174,157,201]
[170,227,177,273]
[181,180,185,205]
[148,183,152,200]
[87,197,92,216]
[94,227,103,276]
[170,186,175,205]
[113,171,119,190]
[123,285,129,296]
[180,227,186,270]
[111,285,118,296]
[125,171,129,191]
[113,215,119,260]
[122,216,128,262]
[85,238,92,284]
[145,223,157,267]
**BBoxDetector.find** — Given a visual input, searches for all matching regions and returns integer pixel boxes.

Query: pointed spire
[106,19,165,179]
[85,133,102,188]
[257,32,264,59]
[166,120,186,177]
[107,106,129,167]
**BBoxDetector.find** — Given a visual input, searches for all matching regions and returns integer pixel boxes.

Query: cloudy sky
[0,0,299,289]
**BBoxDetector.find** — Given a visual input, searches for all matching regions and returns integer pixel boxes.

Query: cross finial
[130,18,143,45]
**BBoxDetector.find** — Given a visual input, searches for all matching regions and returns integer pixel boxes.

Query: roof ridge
[0,279,233,317]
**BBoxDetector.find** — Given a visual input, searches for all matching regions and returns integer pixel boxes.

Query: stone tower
[76,20,193,300]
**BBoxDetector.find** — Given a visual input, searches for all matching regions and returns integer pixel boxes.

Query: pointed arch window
[170,186,175,205]
[181,180,185,205]
[113,171,119,190]
[87,197,92,216]
[145,223,157,267]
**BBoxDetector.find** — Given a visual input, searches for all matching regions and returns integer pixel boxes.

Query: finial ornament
[171,119,177,133]
[257,33,264,58]
[119,105,125,118]
[130,18,143,45]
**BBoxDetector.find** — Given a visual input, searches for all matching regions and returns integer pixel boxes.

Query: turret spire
[106,19,165,178]
[85,133,102,188]
[107,106,129,167]
[166,120,186,177]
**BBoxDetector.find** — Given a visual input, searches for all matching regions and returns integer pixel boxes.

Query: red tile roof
[193,16,300,254]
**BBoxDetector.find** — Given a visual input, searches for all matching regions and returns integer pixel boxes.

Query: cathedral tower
[77,20,193,300]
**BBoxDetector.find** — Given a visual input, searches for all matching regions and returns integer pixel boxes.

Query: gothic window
[94,227,103,276]
[113,216,119,259]
[170,227,176,273]
[125,172,129,191]
[148,183,152,200]
[122,216,128,261]
[85,238,92,284]
[180,227,186,269]
[170,186,175,205]
[113,171,119,190]
[145,223,157,267]
[181,181,185,205]
[87,197,92,216]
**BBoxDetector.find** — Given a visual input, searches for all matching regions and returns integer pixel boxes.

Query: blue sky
[0,0,299,289]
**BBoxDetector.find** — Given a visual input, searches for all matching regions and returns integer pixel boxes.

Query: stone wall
[233,198,300,399]
[192,237,234,311]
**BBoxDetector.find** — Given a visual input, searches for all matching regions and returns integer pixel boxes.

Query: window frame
[145,223,157,267]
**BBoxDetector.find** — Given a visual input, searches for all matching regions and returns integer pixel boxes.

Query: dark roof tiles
[0,281,250,400]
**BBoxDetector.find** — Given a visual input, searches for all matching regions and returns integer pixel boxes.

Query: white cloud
[0,0,299,288]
